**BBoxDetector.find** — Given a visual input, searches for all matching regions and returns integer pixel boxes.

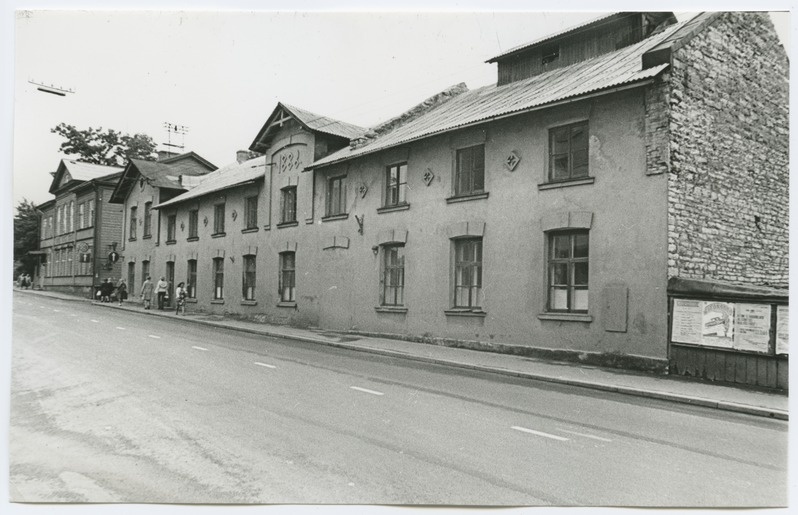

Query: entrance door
[165,261,175,308]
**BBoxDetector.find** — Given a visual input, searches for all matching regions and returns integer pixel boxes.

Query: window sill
[143,234,152,240]
[375,306,408,314]
[377,203,410,214]
[444,309,487,317]
[538,312,592,322]
[538,177,595,190]
[187,236,199,242]
[241,300,258,306]
[210,299,225,305]
[446,192,489,204]
[321,213,348,222]
[277,220,299,229]
[165,240,176,245]
[277,301,297,308]
[211,232,226,238]
[185,298,198,304]
[128,238,137,242]
[241,227,259,234]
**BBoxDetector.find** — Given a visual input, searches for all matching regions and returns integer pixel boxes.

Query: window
[141,260,150,281]
[56,206,61,235]
[541,43,560,65]
[68,201,74,232]
[188,209,199,239]
[325,176,346,216]
[166,214,176,242]
[129,206,138,240]
[454,145,485,196]
[280,186,297,224]
[245,196,258,229]
[78,203,85,230]
[213,203,225,235]
[453,238,482,308]
[385,163,408,207]
[242,255,256,300]
[548,231,589,312]
[279,252,296,302]
[549,121,589,181]
[128,262,136,289]
[88,200,95,227]
[187,259,197,298]
[143,202,152,238]
[213,257,224,299]
[381,245,405,306]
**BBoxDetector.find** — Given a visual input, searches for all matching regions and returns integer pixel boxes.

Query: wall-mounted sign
[733,303,771,353]
[701,302,735,349]
[672,299,703,345]
[776,305,789,355]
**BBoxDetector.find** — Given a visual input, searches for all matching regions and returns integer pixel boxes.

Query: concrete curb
[21,291,789,421]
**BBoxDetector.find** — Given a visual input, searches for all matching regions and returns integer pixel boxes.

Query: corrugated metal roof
[62,160,123,181]
[311,21,683,170]
[282,103,367,140]
[129,158,213,190]
[155,157,267,209]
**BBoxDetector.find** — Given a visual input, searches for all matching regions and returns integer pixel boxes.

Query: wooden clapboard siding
[670,344,787,391]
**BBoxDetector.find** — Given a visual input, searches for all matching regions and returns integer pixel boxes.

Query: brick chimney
[237,150,262,163]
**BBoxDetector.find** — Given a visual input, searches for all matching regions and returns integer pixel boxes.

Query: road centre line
[116,327,126,330]
[350,386,384,396]
[511,426,569,441]
[558,429,612,442]
[254,362,277,369]
[90,320,99,323]
[192,346,208,351]
[148,335,161,339]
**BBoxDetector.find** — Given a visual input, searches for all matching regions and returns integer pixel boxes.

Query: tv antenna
[28,78,74,96]
[163,122,189,150]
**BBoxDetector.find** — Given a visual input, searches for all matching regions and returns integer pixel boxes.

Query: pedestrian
[116,278,128,306]
[155,276,169,310]
[23,274,31,289]
[140,276,154,310]
[174,281,187,315]
[100,278,114,302]
[17,273,24,289]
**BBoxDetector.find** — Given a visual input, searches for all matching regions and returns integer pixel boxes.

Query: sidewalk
[16,288,789,420]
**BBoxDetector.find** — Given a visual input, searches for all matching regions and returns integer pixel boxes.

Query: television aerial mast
[163,122,189,151]
[28,78,74,96]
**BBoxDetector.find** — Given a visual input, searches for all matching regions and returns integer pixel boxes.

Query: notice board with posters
[671,299,775,354]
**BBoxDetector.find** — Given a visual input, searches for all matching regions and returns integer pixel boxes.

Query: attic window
[541,44,560,66]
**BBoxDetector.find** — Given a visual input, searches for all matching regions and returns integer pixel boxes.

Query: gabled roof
[155,157,267,210]
[310,19,687,170]
[249,102,366,152]
[109,152,217,203]
[48,159,123,194]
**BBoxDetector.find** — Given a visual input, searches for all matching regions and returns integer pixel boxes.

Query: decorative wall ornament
[203,216,208,226]
[504,151,521,171]
[423,168,435,186]
[358,182,368,198]
[180,221,185,231]
[231,210,238,221]
[355,214,364,235]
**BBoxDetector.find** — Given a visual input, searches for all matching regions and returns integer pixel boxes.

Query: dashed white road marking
[558,429,612,442]
[70,314,77,317]
[254,362,277,369]
[350,386,384,396]
[53,309,61,312]
[148,335,161,339]
[116,327,126,330]
[192,346,208,351]
[90,320,99,323]
[511,426,569,441]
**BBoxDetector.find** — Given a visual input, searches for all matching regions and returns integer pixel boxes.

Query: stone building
[116,12,789,388]
[35,159,124,295]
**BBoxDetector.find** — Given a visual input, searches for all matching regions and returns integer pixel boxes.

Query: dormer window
[541,44,559,66]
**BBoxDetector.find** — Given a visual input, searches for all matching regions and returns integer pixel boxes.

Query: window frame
[242,255,256,301]
[454,144,485,197]
[548,121,589,183]
[279,251,296,303]
[380,244,405,307]
[546,230,589,313]
[384,162,408,208]
[129,206,138,240]
[213,203,226,235]
[78,203,85,230]
[452,238,483,309]
[212,257,224,300]
[188,209,199,239]
[244,195,259,230]
[88,200,95,227]
[166,214,177,242]
[280,186,297,224]
[325,175,347,217]
[187,259,197,298]
[143,201,152,238]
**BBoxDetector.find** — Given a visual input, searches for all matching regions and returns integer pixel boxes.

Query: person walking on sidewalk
[174,282,187,315]
[116,279,128,306]
[100,278,114,302]
[140,276,154,310]
[155,276,169,310]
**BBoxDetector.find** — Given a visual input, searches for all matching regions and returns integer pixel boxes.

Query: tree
[51,123,157,166]
[13,199,40,278]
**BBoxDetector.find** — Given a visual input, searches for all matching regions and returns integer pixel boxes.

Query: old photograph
[4,1,790,512]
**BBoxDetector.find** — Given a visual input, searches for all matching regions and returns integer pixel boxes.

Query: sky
[6,4,790,208]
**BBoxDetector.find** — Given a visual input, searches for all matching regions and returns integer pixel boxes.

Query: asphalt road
[10,293,788,506]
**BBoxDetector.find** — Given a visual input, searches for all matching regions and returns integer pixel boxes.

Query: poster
[671,299,703,344]
[733,303,771,353]
[776,305,789,355]
[701,301,735,349]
